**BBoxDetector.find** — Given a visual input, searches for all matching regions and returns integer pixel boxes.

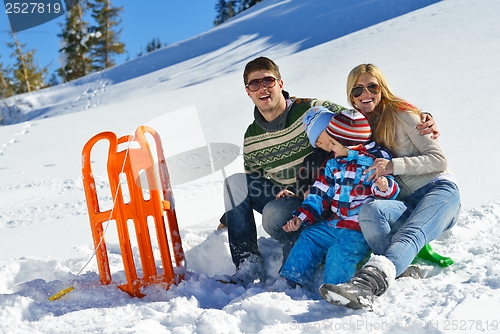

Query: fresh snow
[1,0,500,333]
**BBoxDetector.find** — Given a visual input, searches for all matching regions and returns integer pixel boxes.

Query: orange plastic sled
[81,126,185,297]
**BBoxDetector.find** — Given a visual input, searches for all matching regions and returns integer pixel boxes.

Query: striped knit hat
[303,106,335,148]
[327,109,372,147]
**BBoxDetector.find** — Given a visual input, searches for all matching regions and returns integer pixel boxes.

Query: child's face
[315,130,349,157]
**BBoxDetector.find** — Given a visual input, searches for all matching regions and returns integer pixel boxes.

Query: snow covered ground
[1,0,500,332]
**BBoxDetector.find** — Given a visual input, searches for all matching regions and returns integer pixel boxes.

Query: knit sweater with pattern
[243,91,347,186]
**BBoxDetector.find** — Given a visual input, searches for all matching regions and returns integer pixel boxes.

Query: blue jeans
[359,179,460,276]
[223,173,303,268]
[280,222,370,287]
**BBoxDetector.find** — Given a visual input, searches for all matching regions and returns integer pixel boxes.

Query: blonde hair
[346,64,421,151]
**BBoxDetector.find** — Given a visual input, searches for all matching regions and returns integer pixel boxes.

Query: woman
[319,64,461,309]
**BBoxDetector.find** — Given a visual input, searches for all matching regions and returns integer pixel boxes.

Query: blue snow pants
[280,221,370,287]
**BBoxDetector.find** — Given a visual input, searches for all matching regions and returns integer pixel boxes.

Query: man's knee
[262,198,300,230]
[262,204,284,236]
[224,173,248,194]
[224,173,250,211]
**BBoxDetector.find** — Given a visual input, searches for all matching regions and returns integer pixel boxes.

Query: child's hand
[283,217,302,232]
[376,176,389,192]
[276,189,295,199]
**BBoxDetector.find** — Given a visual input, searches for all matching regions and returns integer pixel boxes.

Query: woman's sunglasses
[351,83,381,98]
[245,76,278,92]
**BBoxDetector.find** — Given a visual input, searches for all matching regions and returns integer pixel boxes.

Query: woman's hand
[276,189,295,199]
[283,217,302,232]
[365,158,394,181]
[417,113,440,140]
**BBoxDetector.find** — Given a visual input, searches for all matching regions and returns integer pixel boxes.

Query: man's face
[245,70,284,116]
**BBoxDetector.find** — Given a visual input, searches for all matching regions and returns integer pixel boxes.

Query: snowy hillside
[1,0,500,333]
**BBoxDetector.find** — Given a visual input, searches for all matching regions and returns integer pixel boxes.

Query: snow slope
[1,0,500,333]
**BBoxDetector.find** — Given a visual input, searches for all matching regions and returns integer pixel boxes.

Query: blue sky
[0,0,217,80]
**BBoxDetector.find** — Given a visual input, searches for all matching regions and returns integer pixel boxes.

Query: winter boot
[319,255,396,310]
[397,265,423,279]
[216,253,265,286]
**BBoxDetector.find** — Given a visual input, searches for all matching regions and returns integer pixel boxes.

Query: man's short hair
[243,57,281,85]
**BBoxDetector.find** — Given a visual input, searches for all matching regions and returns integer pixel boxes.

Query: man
[218,57,346,285]
[219,57,437,285]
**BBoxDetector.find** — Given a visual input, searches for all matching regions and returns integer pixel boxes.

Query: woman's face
[351,73,382,117]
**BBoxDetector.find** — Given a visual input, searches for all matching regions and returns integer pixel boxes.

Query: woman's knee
[440,192,461,232]
[358,201,385,231]
[446,204,461,231]
[359,200,387,219]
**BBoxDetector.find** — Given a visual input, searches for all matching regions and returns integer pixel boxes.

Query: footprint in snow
[0,121,31,154]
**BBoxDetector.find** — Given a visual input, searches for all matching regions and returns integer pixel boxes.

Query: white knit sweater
[390,111,453,198]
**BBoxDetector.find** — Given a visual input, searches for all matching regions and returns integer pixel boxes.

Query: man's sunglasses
[351,83,381,98]
[245,76,279,92]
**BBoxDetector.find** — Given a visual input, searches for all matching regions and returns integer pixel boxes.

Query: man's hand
[417,113,440,140]
[283,217,302,232]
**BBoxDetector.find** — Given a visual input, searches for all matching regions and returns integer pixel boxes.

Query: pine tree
[57,0,94,82]
[239,0,263,11]
[146,37,163,53]
[89,0,125,71]
[47,73,60,87]
[0,61,17,124]
[214,0,263,26]
[0,61,15,99]
[7,32,47,95]
[214,0,237,26]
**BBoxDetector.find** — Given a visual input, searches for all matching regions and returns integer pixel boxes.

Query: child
[279,106,400,288]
